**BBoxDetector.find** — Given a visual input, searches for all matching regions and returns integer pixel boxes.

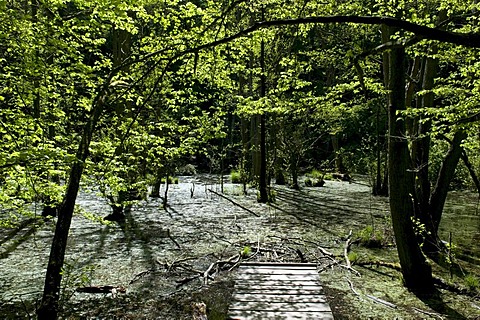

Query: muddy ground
[1,175,479,319]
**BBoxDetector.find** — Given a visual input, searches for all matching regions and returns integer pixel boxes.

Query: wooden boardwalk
[228,263,334,320]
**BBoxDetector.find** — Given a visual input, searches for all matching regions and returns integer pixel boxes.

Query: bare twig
[365,294,397,309]
[412,307,444,319]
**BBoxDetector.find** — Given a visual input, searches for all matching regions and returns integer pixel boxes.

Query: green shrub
[307,169,323,179]
[230,170,242,183]
[356,225,384,248]
[348,251,359,264]
[464,274,479,291]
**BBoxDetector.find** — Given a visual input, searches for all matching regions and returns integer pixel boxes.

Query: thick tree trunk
[387,43,433,292]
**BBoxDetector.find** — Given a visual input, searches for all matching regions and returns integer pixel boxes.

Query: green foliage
[60,260,98,305]
[161,177,179,184]
[240,246,251,258]
[75,205,115,227]
[230,170,242,184]
[411,217,430,243]
[356,225,384,248]
[307,169,324,179]
[464,274,479,292]
[348,251,359,264]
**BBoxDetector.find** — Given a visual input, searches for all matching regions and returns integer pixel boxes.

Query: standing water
[0,175,479,319]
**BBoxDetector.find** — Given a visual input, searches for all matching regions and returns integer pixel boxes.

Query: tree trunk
[425,130,466,252]
[461,149,480,196]
[37,96,105,319]
[411,55,437,221]
[387,42,433,292]
[150,170,162,198]
[331,133,346,174]
[258,15,268,203]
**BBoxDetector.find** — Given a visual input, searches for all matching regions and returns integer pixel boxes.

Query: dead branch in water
[76,285,126,295]
[343,230,360,276]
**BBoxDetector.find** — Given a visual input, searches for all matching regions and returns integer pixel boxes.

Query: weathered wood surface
[228,263,334,320]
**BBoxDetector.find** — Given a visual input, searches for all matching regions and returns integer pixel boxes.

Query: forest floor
[1,175,479,319]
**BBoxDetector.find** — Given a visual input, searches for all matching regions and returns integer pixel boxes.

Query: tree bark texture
[387,44,433,292]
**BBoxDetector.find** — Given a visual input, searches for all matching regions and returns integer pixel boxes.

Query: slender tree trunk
[150,170,162,198]
[163,172,170,210]
[258,10,268,203]
[461,149,480,196]
[428,130,466,232]
[373,101,382,195]
[411,55,436,221]
[331,133,346,174]
[387,42,433,292]
[37,96,105,319]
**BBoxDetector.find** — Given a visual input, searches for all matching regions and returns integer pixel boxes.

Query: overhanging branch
[186,15,480,54]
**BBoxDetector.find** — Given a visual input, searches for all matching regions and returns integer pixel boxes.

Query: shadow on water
[272,185,387,232]
[417,291,467,320]
[0,218,39,259]
[117,206,157,269]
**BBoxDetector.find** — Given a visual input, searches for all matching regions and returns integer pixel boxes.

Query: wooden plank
[232,293,329,303]
[239,262,317,267]
[237,274,319,281]
[229,301,332,312]
[238,268,318,275]
[228,263,334,319]
[238,263,317,270]
[234,289,324,295]
[234,280,322,287]
[228,310,334,320]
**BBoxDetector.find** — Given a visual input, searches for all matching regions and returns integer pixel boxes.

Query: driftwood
[207,189,260,217]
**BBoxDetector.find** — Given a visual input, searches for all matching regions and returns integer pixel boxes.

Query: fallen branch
[317,246,335,258]
[129,269,154,285]
[208,189,260,217]
[345,278,396,309]
[365,294,397,309]
[355,260,402,271]
[343,230,360,276]
[345,277,362,297]
[76,285,126,295]
[412,307,444,319]
[166,229,181,249]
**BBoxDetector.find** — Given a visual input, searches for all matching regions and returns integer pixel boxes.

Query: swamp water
[0,175,479,319]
